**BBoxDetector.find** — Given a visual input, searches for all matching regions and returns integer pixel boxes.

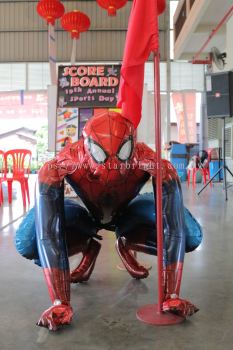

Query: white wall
[225,15,233,71]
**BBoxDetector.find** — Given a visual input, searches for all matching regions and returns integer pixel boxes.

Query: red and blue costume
[16,111,202,330]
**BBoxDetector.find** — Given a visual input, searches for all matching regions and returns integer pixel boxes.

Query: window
[0,64,26,91]
[171,62,204,91]
[28,63,51,90]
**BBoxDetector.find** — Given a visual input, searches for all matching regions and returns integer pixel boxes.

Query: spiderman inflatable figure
[16,111,202,331]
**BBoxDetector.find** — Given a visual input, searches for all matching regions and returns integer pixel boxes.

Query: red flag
[117,0,165,128]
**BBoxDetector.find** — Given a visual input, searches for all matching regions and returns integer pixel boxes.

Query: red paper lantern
[37,0,65,25]
[158,0,166,15]
[97,0,128,16]
[61,11,91,39]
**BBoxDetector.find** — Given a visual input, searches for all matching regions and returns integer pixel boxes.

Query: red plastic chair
[0,150,6,206]
[4,149,32,207]
[187,152,211,188]
[187,167,211,188]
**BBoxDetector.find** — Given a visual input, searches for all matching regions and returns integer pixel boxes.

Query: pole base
[136,304,185,325]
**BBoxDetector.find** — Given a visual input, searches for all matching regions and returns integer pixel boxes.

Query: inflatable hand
[37,304,73,331]
[163,298,199,317]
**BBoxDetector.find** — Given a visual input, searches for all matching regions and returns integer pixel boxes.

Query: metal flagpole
[136,51,184,326]
[153,50,164,313]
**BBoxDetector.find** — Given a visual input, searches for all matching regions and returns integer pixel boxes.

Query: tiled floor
[1,178,233,350]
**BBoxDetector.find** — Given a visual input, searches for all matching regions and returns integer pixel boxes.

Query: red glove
[37,304,73,331]
[163,298,199,317]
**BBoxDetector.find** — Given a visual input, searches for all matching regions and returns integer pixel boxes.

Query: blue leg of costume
[115,180,202,300]
[115,189,202,255]
[15,198,100,269]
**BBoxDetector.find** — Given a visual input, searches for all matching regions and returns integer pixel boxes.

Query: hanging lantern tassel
[61,11,91,65]
[37,0,65,85]
[96,0,128,16]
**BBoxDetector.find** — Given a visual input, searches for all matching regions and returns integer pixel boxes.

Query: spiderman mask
[82,112,136,182]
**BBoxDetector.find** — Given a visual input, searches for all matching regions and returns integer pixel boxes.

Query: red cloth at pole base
[117,0,166,128]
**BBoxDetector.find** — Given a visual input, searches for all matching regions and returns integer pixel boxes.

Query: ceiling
[0,0,167,63]
[174,0,233,61]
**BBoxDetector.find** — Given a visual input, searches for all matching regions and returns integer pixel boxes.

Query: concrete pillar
[200,92,208,150]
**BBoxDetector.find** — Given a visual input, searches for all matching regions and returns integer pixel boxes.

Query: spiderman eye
[88,139,108,164]
[117,138,133,161]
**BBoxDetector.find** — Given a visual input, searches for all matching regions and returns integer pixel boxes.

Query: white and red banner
[0,91,47,119]
[172,92,197,144]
